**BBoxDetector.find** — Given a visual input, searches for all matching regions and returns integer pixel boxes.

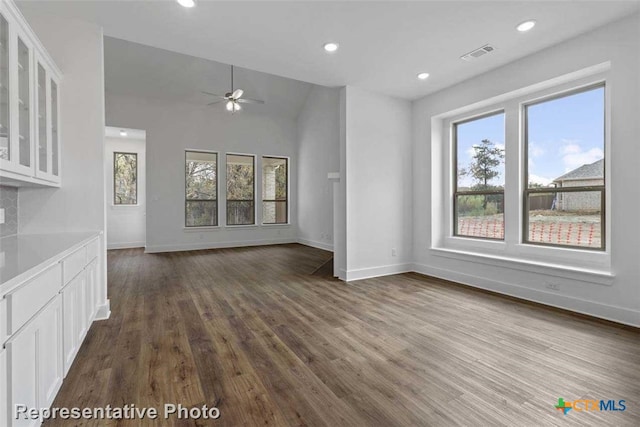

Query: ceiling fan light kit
[202,65,265,113]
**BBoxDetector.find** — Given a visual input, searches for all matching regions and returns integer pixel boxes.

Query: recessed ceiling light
[323,42,339,53]
[177,0,196,8]
[516,20,536,32]
[417,72,430,80]
[119,130,127,137]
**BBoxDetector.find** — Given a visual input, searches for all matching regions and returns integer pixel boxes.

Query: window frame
[452,110,506,241]
[225,152,256,226]
[522,83,606,251]
[435,67,611,273]
[184,149,219,228]
[261,155,289,225]
[113,151,138,206]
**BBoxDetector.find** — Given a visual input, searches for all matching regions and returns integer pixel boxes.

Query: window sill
[224,224,259,229]
[261,223,291,227]
[430,246,614,286]
[183,226,220,232]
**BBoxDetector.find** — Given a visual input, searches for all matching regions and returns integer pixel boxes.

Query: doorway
[105,126,146,249]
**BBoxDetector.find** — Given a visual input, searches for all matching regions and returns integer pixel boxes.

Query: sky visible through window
[527,86,604,186]
[456,86,604,188]
[456,113,505,189]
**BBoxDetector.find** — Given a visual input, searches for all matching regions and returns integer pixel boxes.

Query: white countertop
[0,231,101,293]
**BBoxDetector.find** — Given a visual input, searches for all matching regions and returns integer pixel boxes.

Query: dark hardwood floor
[47,244,640,426]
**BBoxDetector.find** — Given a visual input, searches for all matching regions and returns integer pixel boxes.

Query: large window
[262,157,288,224]
[114,152,137,205]
[524,85,605,250]
[185,151,217,227]
[226,154,255,225]
[453,112,505,239]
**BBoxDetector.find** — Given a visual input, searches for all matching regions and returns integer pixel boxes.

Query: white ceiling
[17,1,640,100]
[102,37,313,117]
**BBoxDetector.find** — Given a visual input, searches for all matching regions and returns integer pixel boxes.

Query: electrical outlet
[546,282,561,291]
[391,248,397,257]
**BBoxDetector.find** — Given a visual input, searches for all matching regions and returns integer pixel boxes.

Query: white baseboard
[297,238,333,252]
[107,241,145,250]
[345,263,413,282]
[145,238,297,254]
[412,263,640,328]
[94,300,111,320]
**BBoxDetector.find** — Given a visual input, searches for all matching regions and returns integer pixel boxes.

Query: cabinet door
[50,77,59,182]
[7,296,63,427]
[0,12,12,169]
[86,259,98,324]
[37,295,63,408]
[62,273,81,375]
[6,316,38,427]
[0,348,7,427]
[13,31,33,175]
[34,59,49,180]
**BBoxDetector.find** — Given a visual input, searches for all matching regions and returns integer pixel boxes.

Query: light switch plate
[0,208,4,224]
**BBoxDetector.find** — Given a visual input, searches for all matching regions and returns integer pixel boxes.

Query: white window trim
[431,63,612,279]
[261,154,291,226]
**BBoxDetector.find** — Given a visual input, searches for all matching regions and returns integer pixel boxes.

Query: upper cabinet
[0,0,61,187]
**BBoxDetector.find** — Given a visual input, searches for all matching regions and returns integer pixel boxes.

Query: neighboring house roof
[553,158,604,182]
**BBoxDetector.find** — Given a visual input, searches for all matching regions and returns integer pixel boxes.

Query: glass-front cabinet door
[0,13,10,166]
[51,78,59,179]
[0,1,62,186]
[36,61,48,178]
[16,35,32,172]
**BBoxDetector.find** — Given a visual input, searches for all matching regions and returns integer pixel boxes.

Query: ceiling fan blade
[207,100,223,105]
[237,98,265,105]
[201,91,225,98]
[232,89,244,99]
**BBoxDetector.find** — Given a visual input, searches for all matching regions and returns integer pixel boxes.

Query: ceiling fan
[202,65,265,113]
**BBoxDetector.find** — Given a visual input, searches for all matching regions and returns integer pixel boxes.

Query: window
[262,157,288,224]
[226,154,255,225]
[114,152,137,205]
[524,85,605,250]
[185,151,217,227]
[453,112,505,239]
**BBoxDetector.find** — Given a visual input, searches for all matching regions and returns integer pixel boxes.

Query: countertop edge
[1,231,102,296]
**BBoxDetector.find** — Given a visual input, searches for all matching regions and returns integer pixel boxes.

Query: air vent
[461,44,496,61]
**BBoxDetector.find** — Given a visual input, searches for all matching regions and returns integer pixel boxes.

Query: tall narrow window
[114,152,138,205]
[262,157,288,224]
[453,112,505,239]
[226,154,255,225]
[524,85,605,250]
[185,151,217,227]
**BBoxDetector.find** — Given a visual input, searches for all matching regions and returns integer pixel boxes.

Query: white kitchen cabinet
[85,259,98,324]
[0,0,61,187]
[6,295,63,427]
[62,271,83,375]
[0,348,7,427]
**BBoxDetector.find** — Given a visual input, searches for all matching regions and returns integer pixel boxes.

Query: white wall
[342,86,413,281]
[412,14,640,326]
[18,16,105,235]
[15,11,108,314]
[105,135,146,249]
[296,86,340,251]
[105,93,298,253]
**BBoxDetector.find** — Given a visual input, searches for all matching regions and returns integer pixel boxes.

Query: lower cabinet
[0,348,7,427]
[62,273,83,375]
[6,295,63,427]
